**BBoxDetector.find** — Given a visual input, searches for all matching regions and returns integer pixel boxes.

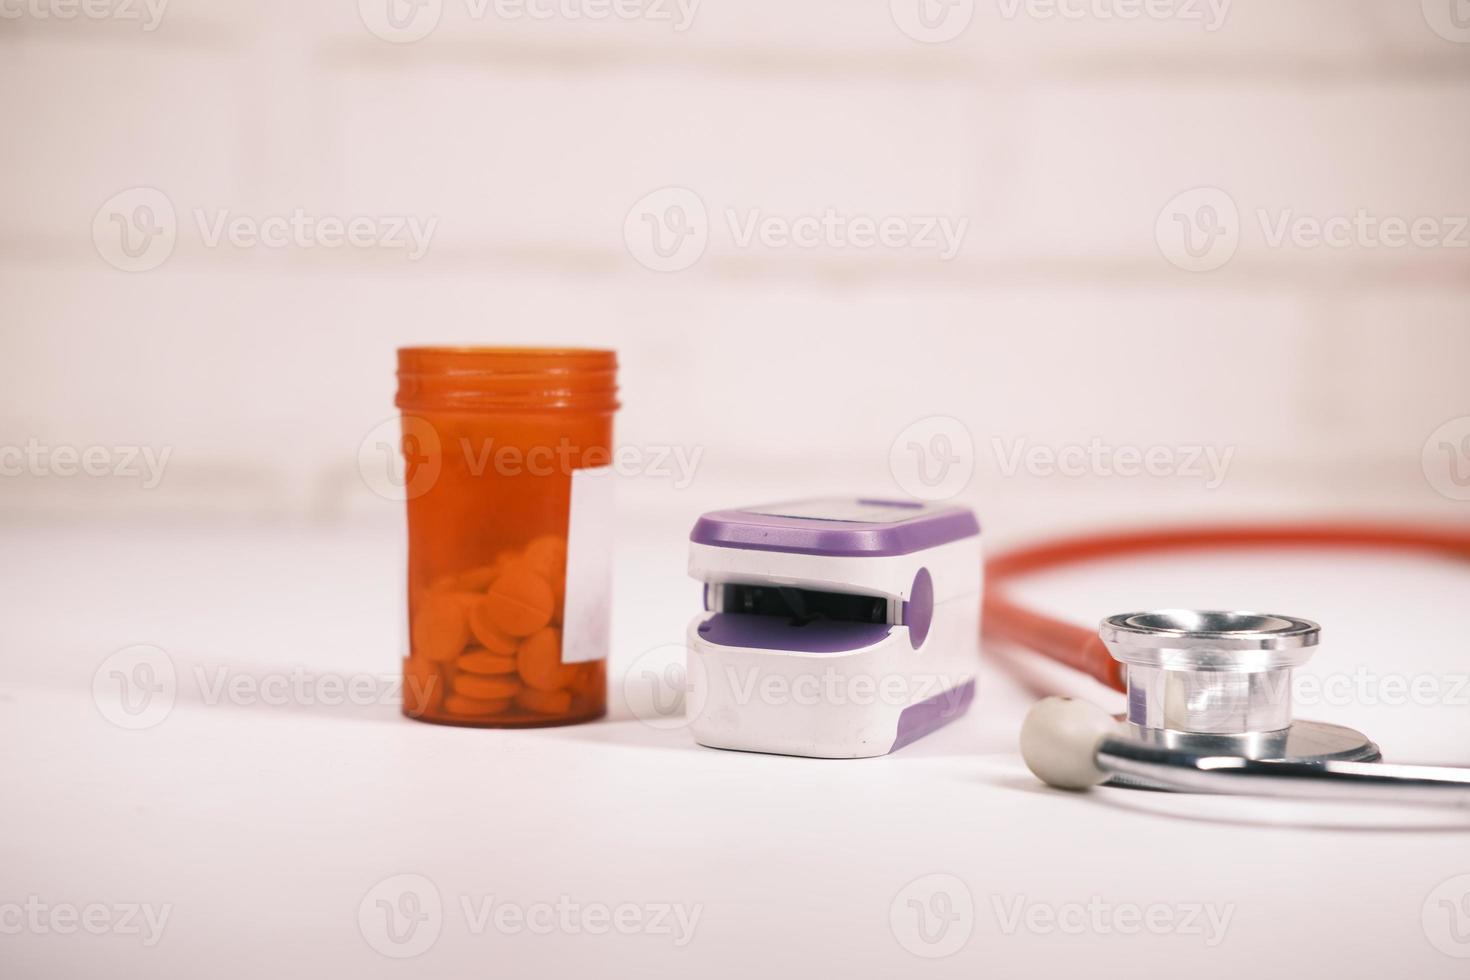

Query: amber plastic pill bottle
[395,348,619,727]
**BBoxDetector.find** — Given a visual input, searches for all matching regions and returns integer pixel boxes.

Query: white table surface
[4,515,1470,978]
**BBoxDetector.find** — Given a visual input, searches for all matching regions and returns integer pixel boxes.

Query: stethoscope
[984,524,1470,807]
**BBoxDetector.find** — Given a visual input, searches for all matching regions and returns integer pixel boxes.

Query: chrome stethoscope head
[1021,610,1470,806]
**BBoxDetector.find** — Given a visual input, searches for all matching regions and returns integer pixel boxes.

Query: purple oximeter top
[690,497,980,558]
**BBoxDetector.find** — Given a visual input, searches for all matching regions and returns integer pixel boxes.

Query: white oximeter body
[686,497,982,758]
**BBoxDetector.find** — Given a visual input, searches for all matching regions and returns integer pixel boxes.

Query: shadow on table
[980,769,1470,834]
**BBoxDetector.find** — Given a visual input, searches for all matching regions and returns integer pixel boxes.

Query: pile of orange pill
[404,534,599,725]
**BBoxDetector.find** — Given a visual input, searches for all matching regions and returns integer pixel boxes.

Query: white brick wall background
[2,0,1469,537]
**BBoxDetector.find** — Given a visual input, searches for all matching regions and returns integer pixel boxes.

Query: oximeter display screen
[747,498,928,524]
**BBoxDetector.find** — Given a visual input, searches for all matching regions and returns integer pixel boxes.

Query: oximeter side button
[903,568,934,649]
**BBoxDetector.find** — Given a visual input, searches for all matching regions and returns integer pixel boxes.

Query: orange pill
[455,563,500,591]
[516,686,572,715]
[483,565,555,637]
[444,694,512,717]
[569,662,600,695]
[453,673,520,701]
[468,600,520,654]
[413,574,457,607]
[522,535,567,586]
[403,657,445,718]
[412,593,470,663]
[451,591,486,612]
[457,650,517,675]
[517,626,577,692]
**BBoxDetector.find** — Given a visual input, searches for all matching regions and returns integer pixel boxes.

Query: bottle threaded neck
[396,347,619,414]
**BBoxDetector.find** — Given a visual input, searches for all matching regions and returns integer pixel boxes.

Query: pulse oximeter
[686,497,982,758]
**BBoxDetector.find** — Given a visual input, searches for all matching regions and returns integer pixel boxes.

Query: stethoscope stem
[1097,738,1470,808]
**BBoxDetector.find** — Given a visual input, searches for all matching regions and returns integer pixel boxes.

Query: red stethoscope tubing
[982,523,1470,693]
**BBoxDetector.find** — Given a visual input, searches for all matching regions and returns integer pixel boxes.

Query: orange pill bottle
[395,348,619,727]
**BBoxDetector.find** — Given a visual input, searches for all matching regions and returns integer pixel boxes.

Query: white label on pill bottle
[561,465,614,664]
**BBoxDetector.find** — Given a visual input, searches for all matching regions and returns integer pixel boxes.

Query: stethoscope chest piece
[1017,609,1470,805]
[1098,609,1379,784]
